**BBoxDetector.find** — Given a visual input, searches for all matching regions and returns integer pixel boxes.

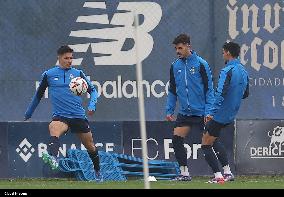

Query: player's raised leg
[43,120,68,169]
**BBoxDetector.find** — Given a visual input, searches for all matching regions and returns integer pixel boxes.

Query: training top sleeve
[80,71,99,111]
[242,76,249,99]
[199,62,215,116]
[166,64,177,115]
[24,72,48,120]
[211,69,232,115]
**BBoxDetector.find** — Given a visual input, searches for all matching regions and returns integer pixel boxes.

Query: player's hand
[204,115,213,123]
[87,110,95,116]
[165,114,175,121]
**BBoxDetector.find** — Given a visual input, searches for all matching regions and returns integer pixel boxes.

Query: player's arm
[80,71,98,112]
[24,72,48,120]
[211,69,232,116]
[242,76,249,99]
[166,64,177,121]
[200,62,215,117]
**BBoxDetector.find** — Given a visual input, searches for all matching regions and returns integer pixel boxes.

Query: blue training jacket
[211,59,249,124]
[166,51,215,117]
[25,66,98,120]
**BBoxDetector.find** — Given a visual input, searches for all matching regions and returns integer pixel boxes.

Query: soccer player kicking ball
[24,45,102,180]
[202,42,249,184]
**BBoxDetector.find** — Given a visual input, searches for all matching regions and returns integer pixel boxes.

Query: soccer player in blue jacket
[166,34,215,181]
[24,45,101,179]
[202,42,249,184]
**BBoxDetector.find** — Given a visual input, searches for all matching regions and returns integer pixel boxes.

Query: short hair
[172,34,190,45]
[57,45,74,55]
[223,42,240,58]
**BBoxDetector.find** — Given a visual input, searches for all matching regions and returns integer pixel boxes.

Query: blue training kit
[211,59,249,124]
[166,51,215,117]
[25,66,98,120]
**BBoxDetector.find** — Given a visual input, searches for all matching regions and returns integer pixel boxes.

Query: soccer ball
[69,77,88,96]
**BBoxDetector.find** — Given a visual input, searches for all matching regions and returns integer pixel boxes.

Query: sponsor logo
[16,138,115,162]
[56,1,162,66]
[250,126,284,158]
[36,75,170,99]
[131,138,202,160]
[16,138,35,162]
[189,67,196,74]
[227,0,284,71]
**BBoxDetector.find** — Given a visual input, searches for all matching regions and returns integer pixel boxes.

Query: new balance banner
[1,0,283,122]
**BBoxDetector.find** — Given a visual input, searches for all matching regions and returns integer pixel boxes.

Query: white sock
[214,172,223,179]
[223,165,232,174]
[180,166,189,176]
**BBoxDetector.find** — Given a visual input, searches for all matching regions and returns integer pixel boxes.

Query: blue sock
[213,139,229,167]
[172,135,187,167]
[202,145,220,173]
[48,136,60,157]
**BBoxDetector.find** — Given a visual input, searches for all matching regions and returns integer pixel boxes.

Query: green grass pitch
[0,176,284,189]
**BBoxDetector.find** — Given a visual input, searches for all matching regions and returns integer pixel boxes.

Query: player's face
[174,43,190,59]
[58,52,73,68]
[222,49,230,62]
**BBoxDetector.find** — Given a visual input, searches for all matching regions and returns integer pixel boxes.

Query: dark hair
[172,34,190,45]
[57,45,74,55]
[223,42,240,58]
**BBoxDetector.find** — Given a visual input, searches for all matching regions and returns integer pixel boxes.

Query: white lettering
[151,80,166,98]
[227,1,284,71]
[70,144,77,149]
[131,138,158,160]
[250,146,284,157]
[263,41,278,70]
[184,144,192,159]
[95,143,103,148]
[164,139,174,160]
[103,81,118,98]
[281,40,284,70]
[241,4,260,35]
[263,3,281,34]
[106,143,114,152]
[80,144,86,150]
[251,37,262,71]
[37,75,170,99]
[240,44,249,65]
[58,144,66,157]
[193,144,202,160]
[38,143,47,157]
[122,80,137,98]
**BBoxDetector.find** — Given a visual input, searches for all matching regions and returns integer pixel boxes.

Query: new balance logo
[65,1,162,66]
[16,138,35,162]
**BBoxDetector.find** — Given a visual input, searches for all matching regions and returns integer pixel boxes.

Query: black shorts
[174,114,204,129]
[204,119,228,137]
[52,116,91,133]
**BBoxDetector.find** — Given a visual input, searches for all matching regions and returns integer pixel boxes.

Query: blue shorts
[204,119,229,137]
[52,116,91,133]
[174,114,204,129]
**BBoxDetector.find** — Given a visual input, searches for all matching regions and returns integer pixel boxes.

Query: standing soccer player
[166,34,214,181]
[202,42,249,184]
[24,45,101,179]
